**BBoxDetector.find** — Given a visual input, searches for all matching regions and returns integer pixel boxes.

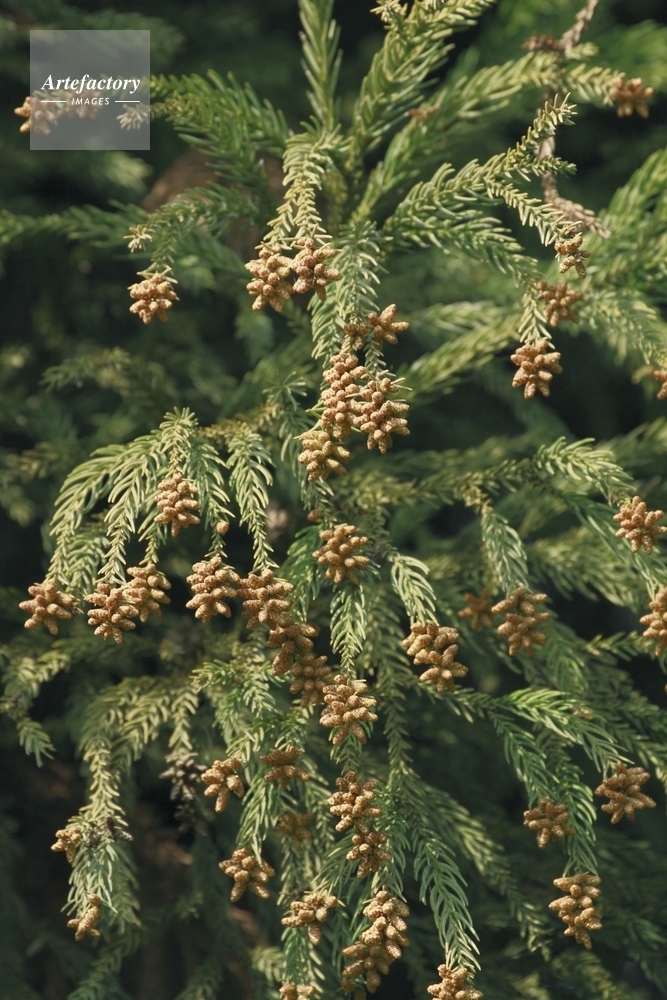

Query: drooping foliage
[2,2,667,999]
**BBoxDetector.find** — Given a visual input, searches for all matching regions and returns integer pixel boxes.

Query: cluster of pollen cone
[16,327,666,978]
[298,306,411,484]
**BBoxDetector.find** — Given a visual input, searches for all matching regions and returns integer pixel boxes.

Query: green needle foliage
[2,1,667,999]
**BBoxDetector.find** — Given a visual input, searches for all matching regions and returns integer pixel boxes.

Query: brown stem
[534,0,609,238]
[559,0,600,52]
[540,174,610,237]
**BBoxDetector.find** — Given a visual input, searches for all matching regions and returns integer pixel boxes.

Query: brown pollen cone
[367,304,409,349]
[160,751,206,804]
[343,318,371,352]
[237,569,294,629]
[554,232,590,278]
[609,75,655,118]
[201,758,245,812]
[275,811,315,849]
[510,340,562,399]
[351,377,409,454]
[651,369,667,400]
[613,495,667,554]
[298,428,350,481]
[292,237,341,301]
[321,352,368,440]
[402,621,467,693]
[219,847,275,902]
[85,582,139,644]
[14,96,33,132]
[342,891,408,993]
[537,280,581,327]
[492,588,549,657]
[457,589,494,631]
[320,674,378,744]
[245,248,294,312]
[594,763,656,823]
[279,985,317,1000]
[263,605,331,703]
[281,893,338,944]
[342,939,390,995]
[128,270,178,324]
[640,586,667,656]
[427,966,483,1000]
[290,652,332,705]
[123,564,171,622]
[51,827,82,865]
[346,825,392,878]
[549,873,602,949]
[19,580,76,635]
[161,750,206,832]
[523,799,576,848]
[186,556,239,623]
[268,619,318,676]
[15,94,64,135]
[67,893,102,942]
[327,771,381,832]
[260,746,309,789]
[312,524,370,585]
[154,471,201,536]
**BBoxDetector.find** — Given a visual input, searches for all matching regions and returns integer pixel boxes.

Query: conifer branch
[350,0,495,163]
[407,312,517,395]
[299,0,341,128]
[225,423,275,569]
[578,289,667,368]
[6,4,667,993]
[411,821,480,972]
[388,550,438,622]
[152,69,289,159]
[355,51,563,218]
[266,125,342,246]
[481,509,530,593]
[330,583,371,672]
[0,648,68,763]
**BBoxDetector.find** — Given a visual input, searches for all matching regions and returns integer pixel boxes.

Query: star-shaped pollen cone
[19,580,76,635]
[367,304,409,348]
[651,368,667,400]
[613,495,667,554]
[640,586,667,655]
[537,280,581,327]
[549,873,602,949]
[492,588,549,657]
[554,232,590,278]
[523,798,576,848]
[609,75,655,118]
[312,524,370,585]
[594,763,656,823]
[245,248,294,312]
[291,237,341,300]
[457,589,494,631]
[219,847,275,901]
[128,270,179,324]
[510,341,562,399]
[320,675,378,744]
[427,966,483,1000]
